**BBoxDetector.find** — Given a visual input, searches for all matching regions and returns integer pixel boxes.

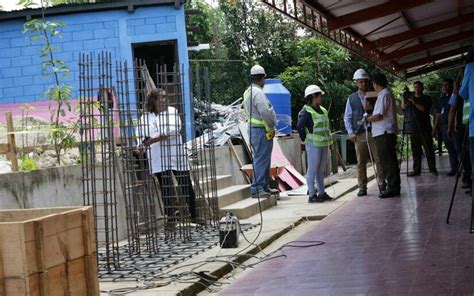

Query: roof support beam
[327,0,433,31]
[385,29,474,60]
[406,57,465,78]
[398,46,470,70]
[373,11,474,48]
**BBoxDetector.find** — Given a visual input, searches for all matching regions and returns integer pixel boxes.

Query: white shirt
[372,87,398,137]
[137,107,189,174]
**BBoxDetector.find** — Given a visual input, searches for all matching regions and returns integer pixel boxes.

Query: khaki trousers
[355,132,384,190]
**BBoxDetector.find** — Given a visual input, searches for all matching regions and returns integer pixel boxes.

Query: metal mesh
[115,59,162,255]
[79,51,120,271]
[189,66,220,227]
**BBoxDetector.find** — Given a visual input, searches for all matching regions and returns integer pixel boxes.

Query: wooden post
[5,112,18,172]
[227,140,251,184]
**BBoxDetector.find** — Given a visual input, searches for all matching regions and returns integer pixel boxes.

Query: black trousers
[375,132,401,193]
[410,130,437,174]
[155,170,197,219]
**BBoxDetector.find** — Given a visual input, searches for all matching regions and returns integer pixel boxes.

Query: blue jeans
[306,142,328,196]
[441,125,458,171]
[249,127,273,195]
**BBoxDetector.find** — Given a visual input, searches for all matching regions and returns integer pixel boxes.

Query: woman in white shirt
[138,88,196,220]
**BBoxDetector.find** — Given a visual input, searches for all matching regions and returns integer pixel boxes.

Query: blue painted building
[0,0,193,136]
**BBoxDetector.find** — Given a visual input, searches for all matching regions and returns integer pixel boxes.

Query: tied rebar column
[115,59,162,254]
[79,51,120,271]
[155,64,193,241]
[189,65,219,227]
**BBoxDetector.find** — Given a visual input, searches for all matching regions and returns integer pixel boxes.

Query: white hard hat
[353,68,369,80]
[250,65,266,76]
[304,85,324,97]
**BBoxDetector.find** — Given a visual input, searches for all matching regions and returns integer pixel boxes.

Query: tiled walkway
[220,160,474,296]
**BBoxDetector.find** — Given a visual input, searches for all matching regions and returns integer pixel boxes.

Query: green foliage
[188,0,300,105]
[21,0,73,165]
[279,38,367,131]
[19,156,39,171]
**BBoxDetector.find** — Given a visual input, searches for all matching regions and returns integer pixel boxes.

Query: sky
[0,0,23,11]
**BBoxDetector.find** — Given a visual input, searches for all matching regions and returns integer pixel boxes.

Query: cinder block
[94,29,115,39]
[54,52,74,62]
[134,25,155,35]
[13,76,33,87]
[83,39,105,50]
[0,78,14,88]
[2,67,22,78]
[4,86,23,97]
[126,27,134,36]
[126,18,145,27]
[104,21,118,29]
[72,30,94,41]
[66,24,83,32]
[3,48,22,58]
[33,75,53,85]
[11,57,32,67]
[20,45,42,56]
[10,37,31,47]
[103,38,119,48]
[22,65,43,76]
[62,41,84,52]
[146,17,166,25]
[82,22,104,30]
[166,16,176,22]
[156,23,176,33]
[0,58,12,68]
[23,85,44,96]
[51,32,73,44]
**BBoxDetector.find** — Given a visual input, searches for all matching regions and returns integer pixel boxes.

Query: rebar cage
[78,51,220,270]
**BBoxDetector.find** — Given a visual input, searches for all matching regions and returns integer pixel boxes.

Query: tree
[187,0,300,105]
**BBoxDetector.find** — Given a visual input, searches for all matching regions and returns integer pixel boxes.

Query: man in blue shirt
[460,49,474,182]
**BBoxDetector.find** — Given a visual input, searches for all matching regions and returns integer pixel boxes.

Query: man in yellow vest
[243,65,278,198]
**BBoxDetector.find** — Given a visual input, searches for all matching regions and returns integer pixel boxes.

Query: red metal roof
[262,0,474,78]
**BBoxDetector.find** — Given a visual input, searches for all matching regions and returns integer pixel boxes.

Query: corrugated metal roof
[263,0,474,77]
[0,0,184,21]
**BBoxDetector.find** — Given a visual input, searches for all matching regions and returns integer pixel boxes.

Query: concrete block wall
[0,5,193,137]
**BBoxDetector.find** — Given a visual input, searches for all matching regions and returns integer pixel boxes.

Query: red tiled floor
[219,157,474,295]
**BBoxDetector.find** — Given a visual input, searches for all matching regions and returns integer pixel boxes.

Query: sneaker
[379,191,400,198]
[309,194,325,203]
[265,188,280,195]
[447,170,456,176]
[430,170,439,176]
[407,171,420,177]
[320,192,334,201]
[251,191,270,198]
[357,189,367,196]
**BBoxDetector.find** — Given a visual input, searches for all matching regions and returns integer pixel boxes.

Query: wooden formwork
[0,206,99,296]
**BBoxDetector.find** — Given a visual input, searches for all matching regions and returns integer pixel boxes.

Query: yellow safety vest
[243,88,272,132]
[303,105,332,147]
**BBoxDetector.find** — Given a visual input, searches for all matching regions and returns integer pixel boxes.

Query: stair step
[219,195,278,219]
[216,185,251,208]
[198,174,233,191]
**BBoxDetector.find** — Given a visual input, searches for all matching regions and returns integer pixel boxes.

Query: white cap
[353,68,368,80]
[250,65,266,76]
[304,85,324,97]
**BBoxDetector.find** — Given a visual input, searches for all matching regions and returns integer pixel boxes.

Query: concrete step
[216,185,251,208]
[198,174,233,191]
[219,195,278,219]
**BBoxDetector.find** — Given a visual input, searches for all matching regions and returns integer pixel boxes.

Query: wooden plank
[227,139,251,184]
[5,112,18,172]
[0,207,81,223]
[0,223,28,277]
